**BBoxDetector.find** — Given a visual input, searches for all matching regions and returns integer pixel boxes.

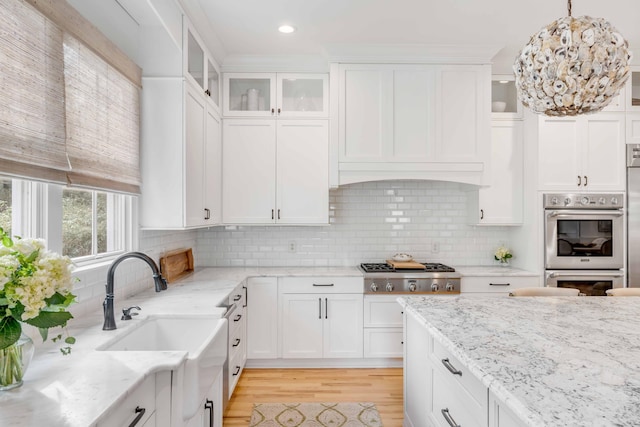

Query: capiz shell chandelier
[513,0,632,116]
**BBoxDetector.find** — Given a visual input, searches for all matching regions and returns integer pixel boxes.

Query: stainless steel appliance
[544,193,624,270]
[628,145,640,287]
[359,263,461,294]
[545,270,624,296]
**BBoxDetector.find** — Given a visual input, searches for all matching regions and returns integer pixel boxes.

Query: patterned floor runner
[248,402,383,427]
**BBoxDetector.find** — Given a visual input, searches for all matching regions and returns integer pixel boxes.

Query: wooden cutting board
[160,248,194,283]
[386,259,425,270]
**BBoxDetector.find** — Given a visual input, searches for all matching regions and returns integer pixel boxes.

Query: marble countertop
[0,266,360,426]
[399,295,640,427]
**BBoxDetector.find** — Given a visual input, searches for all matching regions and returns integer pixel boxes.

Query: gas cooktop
[359,262,456,273]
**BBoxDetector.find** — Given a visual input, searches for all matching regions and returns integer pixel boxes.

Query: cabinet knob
[271,108,275,114]
[277,108,281,115]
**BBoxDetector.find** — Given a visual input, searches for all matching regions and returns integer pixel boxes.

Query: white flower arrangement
[494,246,513,264]
[0,228,76,352]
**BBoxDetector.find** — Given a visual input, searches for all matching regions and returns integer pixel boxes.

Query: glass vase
[499,259,510,267]
[0,333,35,391]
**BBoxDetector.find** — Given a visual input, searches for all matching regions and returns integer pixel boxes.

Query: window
[0,177,133,265]
[0,179,11,235]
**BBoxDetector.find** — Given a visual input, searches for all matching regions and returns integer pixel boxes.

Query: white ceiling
[189,0,639,72]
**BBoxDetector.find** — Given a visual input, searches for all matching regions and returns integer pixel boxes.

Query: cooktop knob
[370,283,378,292]
[445,282,454,292]
[385,282,394,292]
[408,282,417,292]
[581,196,590,205]
[431,283,439,292]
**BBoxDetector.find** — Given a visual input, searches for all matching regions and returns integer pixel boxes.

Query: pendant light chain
[567,0,572,17]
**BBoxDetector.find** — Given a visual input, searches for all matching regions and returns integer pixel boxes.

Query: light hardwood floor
[223,368,403,426]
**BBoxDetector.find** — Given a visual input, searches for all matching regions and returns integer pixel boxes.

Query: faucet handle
[121,306,141,320]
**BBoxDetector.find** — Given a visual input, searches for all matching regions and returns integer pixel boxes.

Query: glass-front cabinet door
[626,67,640,111]
[223,73,276,117]
[277,73,328,117]
[222,73,328,117]
[184,22,221,113]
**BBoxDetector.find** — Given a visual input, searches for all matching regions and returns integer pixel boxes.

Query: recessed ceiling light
[278,25,296,34]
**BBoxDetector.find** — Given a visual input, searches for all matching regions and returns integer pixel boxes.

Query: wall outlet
[288,241,296,253]
[432,242,440,253]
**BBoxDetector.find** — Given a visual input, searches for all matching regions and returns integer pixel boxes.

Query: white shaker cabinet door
[204,106,222,224]
[538,117,581,190]
[247,277,279,359]
[222,119,277,223]
[276,120,329,224]
[280,294,324,358]
[185,84,207,227]
[582,115,625,191]
[323,294,363,358]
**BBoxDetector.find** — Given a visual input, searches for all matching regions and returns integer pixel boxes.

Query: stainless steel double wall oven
[544,193,625,295]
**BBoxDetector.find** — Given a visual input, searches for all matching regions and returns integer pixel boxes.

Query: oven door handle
[548,272,624,278]
[547,210,623,218]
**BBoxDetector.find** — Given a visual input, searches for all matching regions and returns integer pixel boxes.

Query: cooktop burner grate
[359,262,455,273]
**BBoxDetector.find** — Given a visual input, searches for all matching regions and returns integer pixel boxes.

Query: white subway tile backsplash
[196,180,510,267]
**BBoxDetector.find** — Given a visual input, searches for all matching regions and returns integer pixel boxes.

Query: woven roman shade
[63,35,141,194]
[0,0,68,184]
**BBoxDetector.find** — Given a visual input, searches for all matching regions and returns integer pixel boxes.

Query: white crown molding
[323,43,503,65]
[221,54,330,73]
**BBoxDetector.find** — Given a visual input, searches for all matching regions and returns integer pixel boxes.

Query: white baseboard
[245,358,403,369]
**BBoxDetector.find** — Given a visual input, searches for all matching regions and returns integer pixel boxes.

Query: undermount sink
[97,314,228,420]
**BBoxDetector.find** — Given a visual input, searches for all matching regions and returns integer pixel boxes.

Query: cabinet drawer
[431,339,487,410]
[228,283,247,307]
[364,295,403,327]
[461,276,539,293]
[99,375,156,427]
[431,367,485,427]
[228,349,245,395]
[364,327,403,358]
[279,276,363,293]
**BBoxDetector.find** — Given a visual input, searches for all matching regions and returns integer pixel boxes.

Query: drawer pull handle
[232,338,241,347]
[234,314,242,322]
[312,283,334,287]
[233,295,242,301]
[233,366,241,376]
[204,399,214,427]
[489,283,511,287]
[128,406,146,427]
[441,358,462,376]
[243,285,248,308]
[441,408,461,427]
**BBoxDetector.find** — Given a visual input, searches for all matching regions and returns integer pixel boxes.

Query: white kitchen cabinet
[335,63,490,186]
[140,20,222,229]
[461,275,539,296]
[185,372,223,427]
[363,295,403,358]
[99,371,171,427]
[184,20,220,115]
[627,112,640,145]
[489,391,526,427]
[625,67,640,112]
[403,310,431,427]
[491,75,523,119]
[223,73,328,118]
[227,282,247,398]
[222,119,329,224]
[538,114,625,191]
[279,277,363,359]
[468,120,523,225]
[247,277,279,359]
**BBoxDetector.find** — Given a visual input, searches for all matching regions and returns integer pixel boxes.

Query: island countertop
[398,295,640,427]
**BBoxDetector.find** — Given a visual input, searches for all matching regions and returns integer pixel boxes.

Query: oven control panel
[544,193,624,209]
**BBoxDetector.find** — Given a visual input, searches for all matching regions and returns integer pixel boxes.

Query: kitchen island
[399,295,640,427]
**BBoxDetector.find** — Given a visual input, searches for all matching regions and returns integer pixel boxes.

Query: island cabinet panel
[489,391,526,427]
[403,311,432,427]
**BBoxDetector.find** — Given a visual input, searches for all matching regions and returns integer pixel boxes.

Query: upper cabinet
[185,25,220,115]
[538,114,625,192]
[625,67,640,112]
[139,18,222,229]
[222,73,328,118]
[333,63,491,186]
